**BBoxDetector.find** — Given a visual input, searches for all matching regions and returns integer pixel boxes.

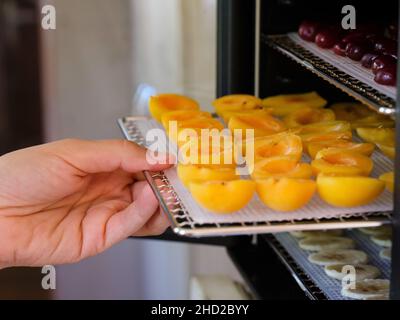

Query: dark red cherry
[345,40,373,61]
[374,66,397,86]
[372,54,397,74]
[315,29,340,49]
[333,42,347,56]
[298,21,321,42]
[361,52,380,68]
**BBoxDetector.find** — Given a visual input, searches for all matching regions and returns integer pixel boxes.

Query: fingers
[103,182,160,247]
[133,209,171,237]
[47,139,174,174]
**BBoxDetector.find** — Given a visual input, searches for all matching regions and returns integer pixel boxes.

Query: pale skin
[0,139,173,269]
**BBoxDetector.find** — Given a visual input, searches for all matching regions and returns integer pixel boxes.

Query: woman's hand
[0,139,173,268]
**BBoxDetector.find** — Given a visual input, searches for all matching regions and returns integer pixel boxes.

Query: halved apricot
[177,164,238,187]
[189,180,256,213]
[213,95,262,117]
[284,107,335,128]
[307,140,375,159]
[331,102,374,121]
[262,91,327,116]
[312,149,373,176]
[256,178,316,212]
[220,108,271,124]
[379,172,394,193]
[356,127,395,145]
[376,142,395,160]
[251,157,313,180]
[149,94,200,121]
[251,132,303,162]
[168,118,225,143]
[228,114,286,138]
[331,102,394,128]
[317,174,385,207]
[350,115,394,129]
[179,138,238,168]
[300,131,353,145]
[161,110,212,131]
[291,121,351,135]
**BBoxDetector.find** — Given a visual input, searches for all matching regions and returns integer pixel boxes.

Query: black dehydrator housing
[216,0,400,300]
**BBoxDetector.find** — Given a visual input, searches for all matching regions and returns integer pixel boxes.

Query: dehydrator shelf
[264,33,396,116]
[264,229,392,300]
[118,116,392,238]
[264,235,328,300]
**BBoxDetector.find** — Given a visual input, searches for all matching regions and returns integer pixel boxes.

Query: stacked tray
[118,117,393,237]
[267,229,391,300]
[264,33,396,116]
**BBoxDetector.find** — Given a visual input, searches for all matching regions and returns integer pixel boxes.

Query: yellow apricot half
[262,91,327,116]
[307,140,375,159]
[312,149,373,176]
[161,110,212,131]
[356,128,395,145]
[213,95,262,117]
[189,180,255,214]
[177,164,238,187]
[331,102,374,121]
[179,141,238,169]
[379,172,394,193]
[228,114,286,138]
[220,108,271,124]
[291,121,351,135]
[256,178,316,212]
[251,158,313,180]
[169,118,225,143]
[284,107,336,128]
[376,142,395,160]
[331,102,394,128]
[252,132,303,162]
[149,94,200,121]
[300,131,353,145]
[317,174,385,207]
[350,115,394,129]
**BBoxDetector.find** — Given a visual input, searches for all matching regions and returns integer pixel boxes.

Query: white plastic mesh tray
[272,230,391,300]
[134,118,392,224]
[118,116,392,236]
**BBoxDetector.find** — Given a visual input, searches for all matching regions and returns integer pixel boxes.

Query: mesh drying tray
[118,116,392,237]
[264,33,396,116]
[265,230,391,300]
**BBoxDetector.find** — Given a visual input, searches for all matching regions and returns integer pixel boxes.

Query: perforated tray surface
[269,230,391,300]
[118,117,392,237]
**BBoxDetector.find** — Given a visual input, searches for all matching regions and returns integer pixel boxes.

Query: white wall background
[41,0,242,300]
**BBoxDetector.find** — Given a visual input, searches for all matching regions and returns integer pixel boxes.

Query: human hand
[0,139,173,268]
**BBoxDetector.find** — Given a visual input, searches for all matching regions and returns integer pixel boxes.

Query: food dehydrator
[119,0,400,300]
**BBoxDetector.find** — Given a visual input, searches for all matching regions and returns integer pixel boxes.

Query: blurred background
[0,0,245,299]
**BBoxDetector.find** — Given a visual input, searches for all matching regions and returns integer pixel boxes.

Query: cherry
[333,42,347,56]
[345,40,373,61]
[298,21,321,42]
[315,29,341,49]
[372,54,397,74]
[361,52,380,69]
[374,66,397,86]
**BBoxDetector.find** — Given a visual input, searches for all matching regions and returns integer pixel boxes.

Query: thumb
[47,139,174,174]
[104,181,160,247]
